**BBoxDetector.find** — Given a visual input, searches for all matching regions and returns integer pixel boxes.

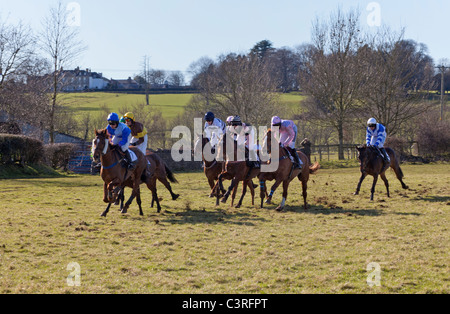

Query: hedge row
[0,134,77,170]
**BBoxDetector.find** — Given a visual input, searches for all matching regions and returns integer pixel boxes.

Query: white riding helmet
[367,118,377,126]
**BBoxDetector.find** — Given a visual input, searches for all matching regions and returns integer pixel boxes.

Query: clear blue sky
[1,0,449,81]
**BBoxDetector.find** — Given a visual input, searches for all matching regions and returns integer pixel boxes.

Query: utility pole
[436,65,449,121]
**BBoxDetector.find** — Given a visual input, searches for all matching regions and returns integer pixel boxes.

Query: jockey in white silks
[366,118,390,164]
[204,112,226,149]
[229,115,260,169]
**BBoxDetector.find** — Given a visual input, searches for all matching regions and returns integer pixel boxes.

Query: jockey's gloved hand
[130,142,137,147]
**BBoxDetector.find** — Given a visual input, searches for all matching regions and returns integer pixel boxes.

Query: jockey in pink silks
[271,116,302,169]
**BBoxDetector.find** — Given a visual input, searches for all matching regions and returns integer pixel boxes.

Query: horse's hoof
[276,206,284,212]
[121,209,128,214]
[265,199,272,205]
[172,194,180,201]
[235,205,241,209]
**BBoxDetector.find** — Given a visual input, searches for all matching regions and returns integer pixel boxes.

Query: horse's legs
[276,181,290,212]
[354,173,367,196]
[101,203,112,217]
[380,172,390,198]
[222,178,237,204]
[136,188,144,216]
[235,181,247,209]
[301,179,308,209]
[231,182,239,207]
[152,187,161,213]
[248,180,255,206]
[370,175,379,201]
[208,178,216,197]
[266,179,283,205]
[158,175,179,200]
[259,180,266,209]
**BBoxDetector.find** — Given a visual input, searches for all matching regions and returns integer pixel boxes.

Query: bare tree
[141,55,151,105]
[39,2,86,143]
[359,28,436,135]
[0,18,34,88]
[196,53,280,126]
[300,8,367,159]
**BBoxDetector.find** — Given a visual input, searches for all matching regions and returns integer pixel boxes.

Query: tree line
[186,8,448,159]
[0,5,448,157]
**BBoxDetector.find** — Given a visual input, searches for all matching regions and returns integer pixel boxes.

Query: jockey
[271,116,302,169]
[204,112,226,149]
[230,115,260,168]
[123,112,148,155]
[366,118,390,164]
[106,113,135,169]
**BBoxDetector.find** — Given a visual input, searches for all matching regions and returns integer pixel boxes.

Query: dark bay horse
[92,129,148,217]
[214,133,259,208]
[259,129,320,211]
[194,136,226,198]
[355,145,409,201]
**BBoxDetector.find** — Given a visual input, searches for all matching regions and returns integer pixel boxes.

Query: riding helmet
[205,112,215,122]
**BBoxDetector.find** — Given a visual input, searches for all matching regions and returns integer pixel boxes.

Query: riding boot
[124,150,135,169]
[380,148,390,165]
[289,148,302,169]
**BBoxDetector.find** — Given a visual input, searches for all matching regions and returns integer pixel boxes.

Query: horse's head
[92,129,109,163]
[263,129,280,154]
[356,145,378,170]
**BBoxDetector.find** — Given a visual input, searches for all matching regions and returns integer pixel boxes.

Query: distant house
[28,67,110,92]
[109,77,141,90]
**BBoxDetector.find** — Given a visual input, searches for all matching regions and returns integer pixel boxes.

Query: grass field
[0,163,448,294]
[60,92,195,121]
[60,92,306,122]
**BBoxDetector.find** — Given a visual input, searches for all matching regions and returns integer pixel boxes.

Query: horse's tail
[309,162,321,175]
[165,165,178,184]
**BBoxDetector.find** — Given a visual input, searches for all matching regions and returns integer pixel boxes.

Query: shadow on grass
[162,209,267,226]
[414,195,450,203]
[280,204,384,217]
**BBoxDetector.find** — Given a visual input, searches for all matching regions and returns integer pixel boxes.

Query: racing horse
[194,135,226,198]
[213,133,259,208]
[259,129,320,211]
[355,145,409,201]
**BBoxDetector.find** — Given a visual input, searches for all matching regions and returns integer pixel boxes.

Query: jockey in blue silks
[366,118,390,164]
[106,113,134,169]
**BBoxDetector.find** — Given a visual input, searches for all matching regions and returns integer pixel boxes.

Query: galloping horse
[355,145,409,201]
[259,129,320,211]
[92,129,148,217]
[194,136,226,198]
[115,152,179,213]
[214,133,259,208]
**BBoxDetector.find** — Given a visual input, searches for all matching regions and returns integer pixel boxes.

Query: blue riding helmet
[205,112,215,122]
[108,113,120,122]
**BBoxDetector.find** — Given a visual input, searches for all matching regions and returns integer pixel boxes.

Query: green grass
[0,163,448,294]
[60,92,307,122]
[0,164,65,179]
[60,92,195,121]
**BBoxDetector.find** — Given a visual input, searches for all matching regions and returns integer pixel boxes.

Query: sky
[1,0,449,82]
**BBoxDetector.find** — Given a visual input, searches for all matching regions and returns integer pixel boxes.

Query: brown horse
[355,145,409,201]
[259,129,320,211]
[92,129,148,217]
[214,133,259,208]
[194,136,226,197]
[115,152,179,213]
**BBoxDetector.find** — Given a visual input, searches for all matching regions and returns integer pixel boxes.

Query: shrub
[415,110,450,156]
[43,143,77,170]
[0,134,44,165]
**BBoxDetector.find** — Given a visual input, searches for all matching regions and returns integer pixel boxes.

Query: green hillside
[60,92,194,121]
